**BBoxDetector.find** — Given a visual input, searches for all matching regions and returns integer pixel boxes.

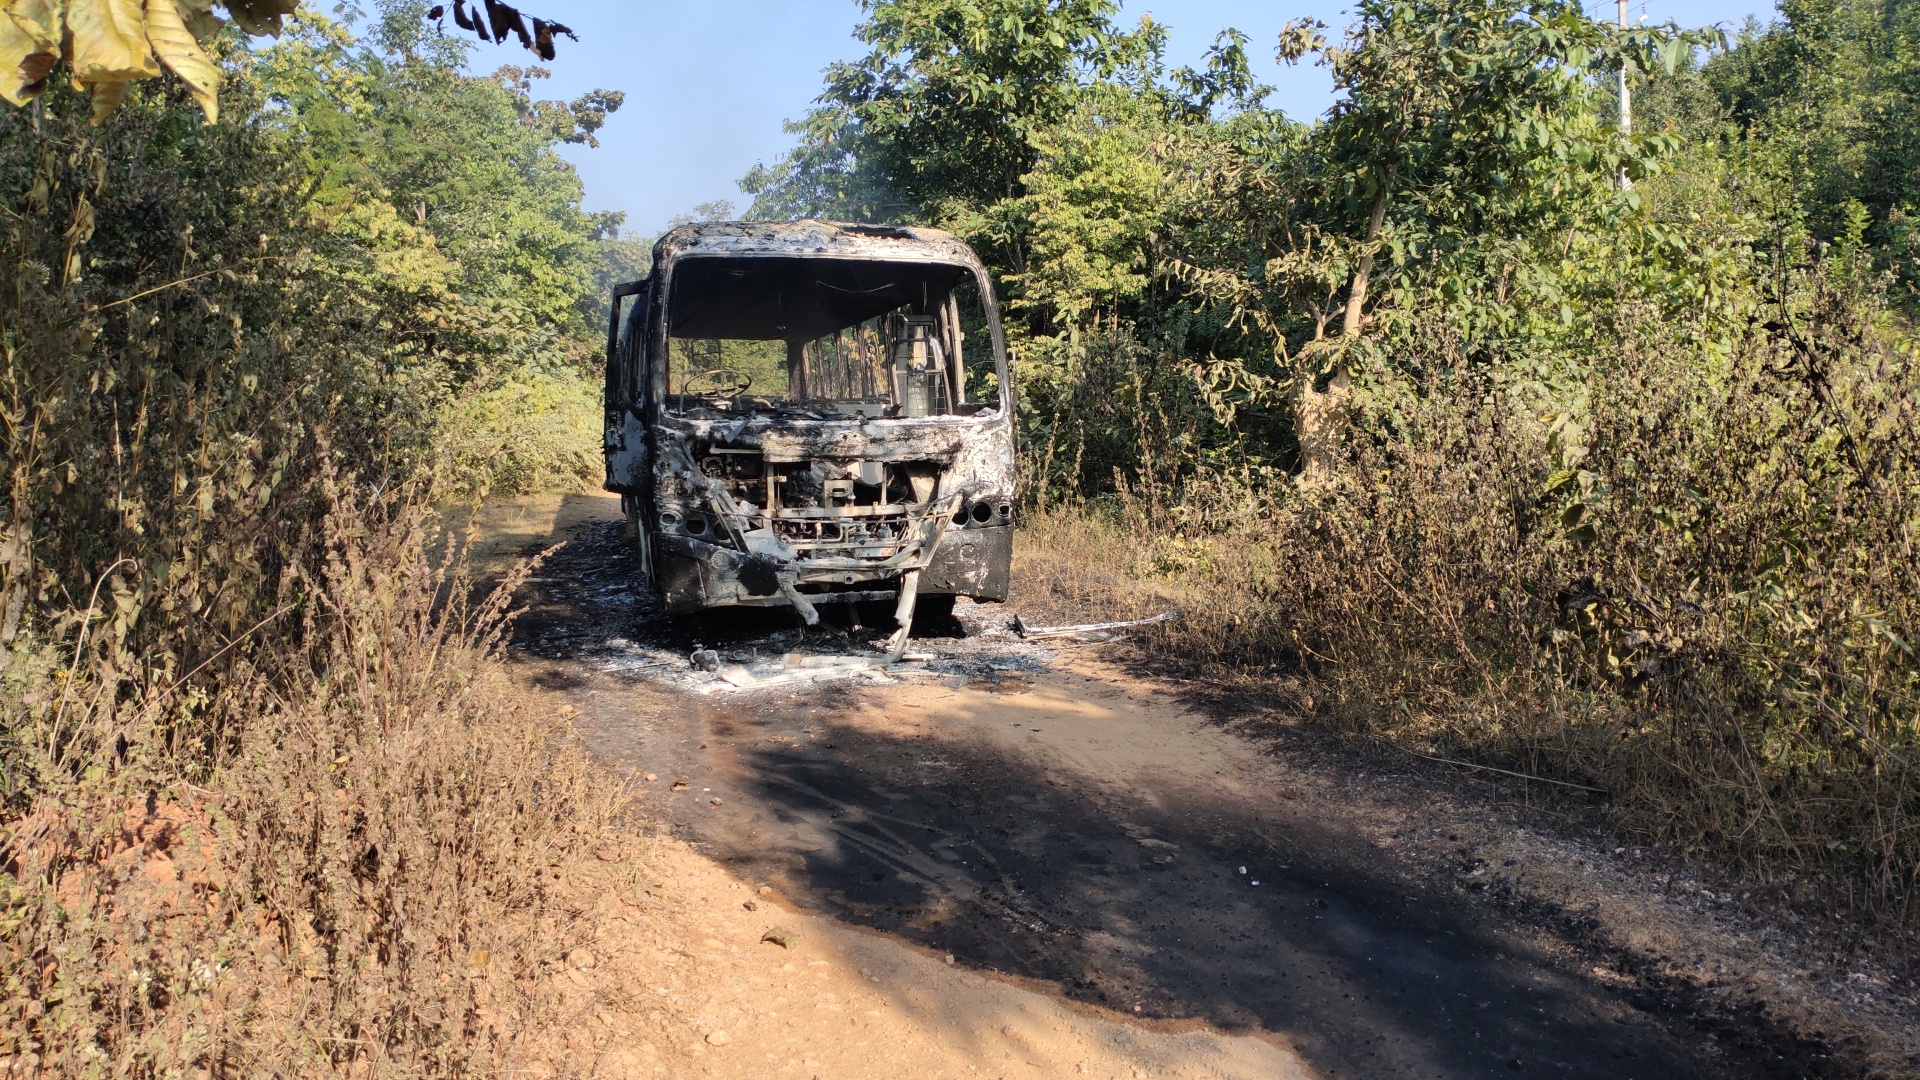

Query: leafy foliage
[1,0,297,122]
[752,0,1920,922]
[742,0,1163,262]
[248,4,626,492]
[0,10,632,1068]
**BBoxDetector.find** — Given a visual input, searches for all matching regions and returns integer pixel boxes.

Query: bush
[0,45,626,1076]
[2,484,622,1074]
[1068,262,1920,923]
[438,363,603,499]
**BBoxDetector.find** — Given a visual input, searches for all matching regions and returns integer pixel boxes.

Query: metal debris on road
[1012,611,1178,641]
[574,597,1056,695]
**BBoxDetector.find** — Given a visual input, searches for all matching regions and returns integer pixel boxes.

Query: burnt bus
[603,221,1015,654]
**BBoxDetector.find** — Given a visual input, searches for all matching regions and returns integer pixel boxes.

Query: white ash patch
[584,598,1060,696]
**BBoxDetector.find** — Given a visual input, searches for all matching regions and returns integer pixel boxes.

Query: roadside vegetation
[746,0,1920,930]
[3,0,1917,1073]
[0,2,631,1072]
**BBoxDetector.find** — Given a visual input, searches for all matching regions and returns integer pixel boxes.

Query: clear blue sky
[481,0,1777,237]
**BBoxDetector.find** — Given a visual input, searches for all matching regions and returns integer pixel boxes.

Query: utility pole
[1618,0,1632,190]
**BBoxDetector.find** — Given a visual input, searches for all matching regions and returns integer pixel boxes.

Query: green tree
[259,7,623,329]
[1276,0,1705,341]
[742,0,1162,269]
[249,0,629,490]
[1703,0,1920,285]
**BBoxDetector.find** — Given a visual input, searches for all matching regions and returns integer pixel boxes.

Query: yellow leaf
[145,0,216,122]
[0,26,53,106]
[177,0,220,40]
[65,0,158,85]
[84,75,126,123]
[63,193,94,243]
[0,0,63,106]
[6,0,62,38]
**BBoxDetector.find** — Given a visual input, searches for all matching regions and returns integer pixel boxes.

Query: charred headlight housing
[658,506,720,538]
[952,497,1012,527]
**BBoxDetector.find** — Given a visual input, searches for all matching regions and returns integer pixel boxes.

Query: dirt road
[484,492,1897,1080]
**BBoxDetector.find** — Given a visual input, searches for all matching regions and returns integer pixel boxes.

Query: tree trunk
[1294,362,1352,487]
[1297,178,1391,485]
[786,339,809,400]
[1341,182,1390,337]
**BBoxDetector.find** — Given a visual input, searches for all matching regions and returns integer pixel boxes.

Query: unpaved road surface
[483,493,1894,1080]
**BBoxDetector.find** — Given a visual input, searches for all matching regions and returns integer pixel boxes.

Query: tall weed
[1058,263,1920,925]
[0,74,624,1077]
[2,480,621,1074]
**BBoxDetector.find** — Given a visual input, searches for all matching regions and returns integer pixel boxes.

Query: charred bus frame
[603,221,1016,655]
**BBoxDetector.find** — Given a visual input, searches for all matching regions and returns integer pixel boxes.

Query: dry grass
[1008,503,1186,627]
[0,78,648,1078]
[1018,281,1920,934]
[0,487,632,1076]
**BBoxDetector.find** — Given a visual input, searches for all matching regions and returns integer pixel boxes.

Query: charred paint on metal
[604,220,1017,618]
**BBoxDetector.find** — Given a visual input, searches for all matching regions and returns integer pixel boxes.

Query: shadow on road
[662,696,1832,1080]
[509,510,1836,1080]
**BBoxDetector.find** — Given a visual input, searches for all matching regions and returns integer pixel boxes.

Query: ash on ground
[506,519,1063,695]
[591,599,1055,694]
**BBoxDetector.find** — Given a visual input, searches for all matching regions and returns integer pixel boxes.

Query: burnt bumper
[919,523,1010,601]
[654,524,1010,613]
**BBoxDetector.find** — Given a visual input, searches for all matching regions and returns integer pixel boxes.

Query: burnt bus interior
[608,244,1013,641]
[655,256,1000,419]
[613,254,1010,545]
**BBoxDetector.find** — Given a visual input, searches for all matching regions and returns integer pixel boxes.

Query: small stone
[710,797,723,807]
[944,953,955,965]
[645,773,658,782]
[706,1030,731,1046]
[743,900,758,911]
[757,885,772,895]
[761,927,799,949]
[568,948,596,970]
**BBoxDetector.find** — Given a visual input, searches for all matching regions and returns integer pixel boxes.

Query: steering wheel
[683,367,752,397]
